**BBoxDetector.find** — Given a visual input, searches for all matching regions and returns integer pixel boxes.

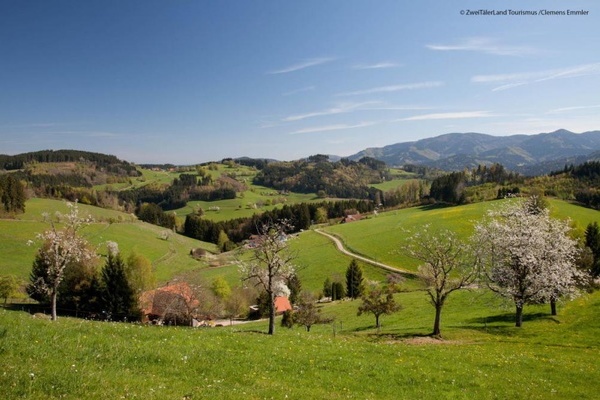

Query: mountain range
[347,129,600,175]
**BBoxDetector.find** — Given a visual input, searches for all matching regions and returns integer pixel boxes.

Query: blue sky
[1,1,599,164]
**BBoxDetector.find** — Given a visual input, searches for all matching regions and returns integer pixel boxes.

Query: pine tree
[345,259,364,299]
[101,252,136,321]
[585,222,600,277]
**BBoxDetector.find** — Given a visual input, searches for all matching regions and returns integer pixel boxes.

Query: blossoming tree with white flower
[474,197,581,327]
[28,203,97,321]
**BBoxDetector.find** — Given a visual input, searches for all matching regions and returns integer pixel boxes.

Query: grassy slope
[321,198,600,273]
[1,288,598,399]
[0,198,217,283]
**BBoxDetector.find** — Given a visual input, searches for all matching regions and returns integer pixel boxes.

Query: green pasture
[1,287,598,399]
[172,187,317,223]
[321,198,600,273]
[0,199,217,283]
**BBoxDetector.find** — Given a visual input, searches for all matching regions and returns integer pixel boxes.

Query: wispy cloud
[282,86,316,96]
[283,101,381,122]
[427,37,538,57]
[289,121,376,135]
[400,111,497,121]
[352,62,401,70]
[472,62,600,91]
[267,57,335,74]
[282,102,432,123]
[547,104,600,114]
[337,81,443,96]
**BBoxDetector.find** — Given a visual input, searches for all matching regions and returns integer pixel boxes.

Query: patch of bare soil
[401,337,463,345]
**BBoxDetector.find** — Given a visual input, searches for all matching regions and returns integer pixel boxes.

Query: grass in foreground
[1,289,599,399]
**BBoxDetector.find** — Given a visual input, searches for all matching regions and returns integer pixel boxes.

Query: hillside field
[1,287,598,399]
[0,198,217,283]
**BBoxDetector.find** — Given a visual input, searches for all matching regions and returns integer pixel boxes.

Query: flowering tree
[474,197,581,327]
[405,225,478,337]
[28,203,97,321]
[240,221,296,335]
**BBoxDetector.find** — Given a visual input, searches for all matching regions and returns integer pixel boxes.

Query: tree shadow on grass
[455,312,560,336]
[417,203,455,212]
[366,332,433,342]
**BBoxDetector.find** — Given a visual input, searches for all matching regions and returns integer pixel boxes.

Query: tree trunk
[550,298,557,316]
[375,314,380,330]
[268,292,275,335]
[515,304,523,327]
[51,289,58,321]
[432,305,442,336]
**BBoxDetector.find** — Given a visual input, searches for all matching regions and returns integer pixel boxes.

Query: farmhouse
[341,213,363,224]
[140,282,199,326]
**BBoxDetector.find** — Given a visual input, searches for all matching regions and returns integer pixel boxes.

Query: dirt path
[314,229,416,276]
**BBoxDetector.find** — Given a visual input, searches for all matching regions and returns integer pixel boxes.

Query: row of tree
[0,174,26,214]
[183,199,375,247]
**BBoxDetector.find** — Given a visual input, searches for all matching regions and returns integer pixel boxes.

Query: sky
[1,0,600,164]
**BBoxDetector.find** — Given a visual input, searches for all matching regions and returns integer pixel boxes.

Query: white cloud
[400,111,496,121]
[547,104,600,114]
[283,101,381,122]
[472,62,600,91]
[337,81,443,96]
[426,37,538,57]
[352,62,401,70]
[289,121,377,135]
[267,57,335,74]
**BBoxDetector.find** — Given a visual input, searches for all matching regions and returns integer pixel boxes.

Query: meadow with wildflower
[1,286,599,399]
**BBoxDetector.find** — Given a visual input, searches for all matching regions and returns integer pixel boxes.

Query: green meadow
[1,287,598,399]
[320,198,600,273]
[0,198,217,283]
[1,196,600,398]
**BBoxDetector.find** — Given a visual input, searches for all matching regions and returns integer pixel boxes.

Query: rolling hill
[349,129,600,174]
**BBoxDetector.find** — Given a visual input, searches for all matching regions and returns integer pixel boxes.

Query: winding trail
[314,229,416,276]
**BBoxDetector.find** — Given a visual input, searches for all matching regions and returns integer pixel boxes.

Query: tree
[331,281,345,301]
[357,282,400,330]
[101,244,137,321]
[0,275,21,306]
[345,259,364,299]
[405,225,478,336]
[240,221,296,335]
[28,202,97,321]
[474,197,581,326]
[585,222,600,277]
[211,276,231,300]
[322,277,332,298]
[0,175,26,214]
[125,251,156,295]
[58,255,101,317]
[294,293,333,332]
[286,273,302,305]
[223,288,250,325]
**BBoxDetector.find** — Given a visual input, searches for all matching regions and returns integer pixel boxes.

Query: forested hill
[0,149,138,175]
[253,155,388,199]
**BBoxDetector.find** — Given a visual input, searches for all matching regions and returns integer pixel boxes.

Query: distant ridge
[347,129,600,174]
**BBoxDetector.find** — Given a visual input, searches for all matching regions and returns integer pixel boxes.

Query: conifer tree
[345,259,364,299]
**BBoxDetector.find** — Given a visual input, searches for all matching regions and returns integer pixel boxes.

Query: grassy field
[321,198,600,273]
[2,196,599,398]
[1,287,598,399]
[0,198,217,283]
